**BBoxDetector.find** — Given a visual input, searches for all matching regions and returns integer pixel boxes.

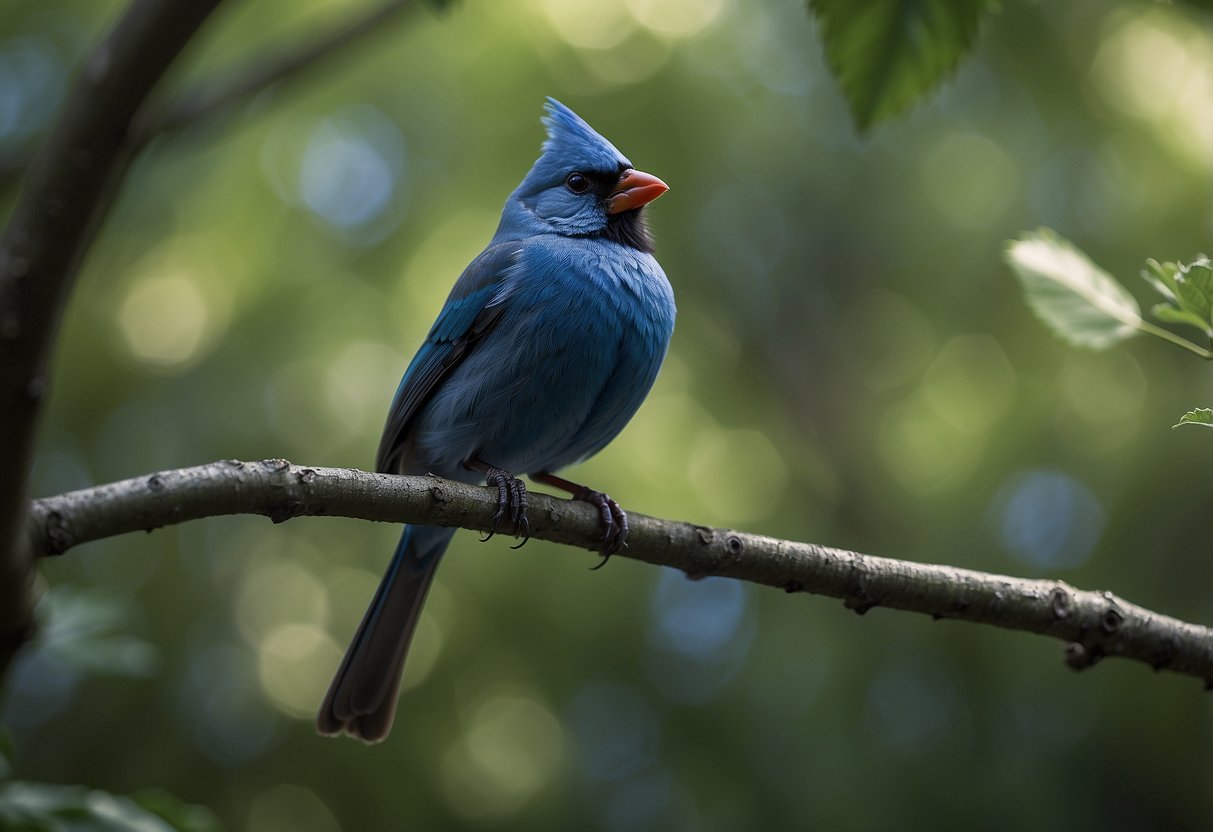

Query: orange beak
[606,168,669,215]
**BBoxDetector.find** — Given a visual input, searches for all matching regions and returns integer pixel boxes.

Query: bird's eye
[565,173,591,194]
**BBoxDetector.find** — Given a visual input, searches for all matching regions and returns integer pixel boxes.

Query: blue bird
[317,99,675,742]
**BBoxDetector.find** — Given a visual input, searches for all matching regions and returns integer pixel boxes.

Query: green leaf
[134,790,222,832]
[40,586,158,679]
[0,782,218,832]
[809,0,996,131]
[1174,260,1213,329]
[1173,408,1213,429]
[1144,256,1213,336]
[1143,258,1180,302]
[1151,303,1210,333]
[1004,229,1142,349]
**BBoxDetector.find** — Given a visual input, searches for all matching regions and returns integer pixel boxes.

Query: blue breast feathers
[398,234,674,480]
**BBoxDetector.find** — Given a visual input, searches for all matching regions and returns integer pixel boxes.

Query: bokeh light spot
[1092,12,1213,169]
[687,428,788,524]
[248,784,341,832]
[237,560,329,645]
[179,645,278,766]
[566,680,660,782]
[647,570,754,704]
[399,609,443,693]
[879,396,981,495]
[921,334,1017,434]
[991,469,1105,571]
[1056,350,1147,453]
[257,624,342,719]
[577,31,672,85]
[540,0,637,49]
[395,211,498,333]
[442,688,566,819]
[116,273,212,368]
[266,359,364,453]
[921,132,1018,229]
[323,341,405,437]
[650,570,746,659]
[625,0,726,39]
[0,36,65,145]
[299,106,405,231]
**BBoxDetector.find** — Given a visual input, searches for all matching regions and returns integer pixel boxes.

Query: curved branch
[0,0,225,680]
[133,0,424,147]
[0,0,426,187]
[27,459,1213,688]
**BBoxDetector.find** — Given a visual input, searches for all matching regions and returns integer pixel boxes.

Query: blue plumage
[317,99,675,742]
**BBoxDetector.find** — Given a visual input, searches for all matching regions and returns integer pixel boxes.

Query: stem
[1137,320,1213,359]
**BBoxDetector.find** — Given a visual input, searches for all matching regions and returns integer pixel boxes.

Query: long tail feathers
[316,524,455,743]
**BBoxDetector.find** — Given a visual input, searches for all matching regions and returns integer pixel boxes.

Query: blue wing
[375,241,519,473]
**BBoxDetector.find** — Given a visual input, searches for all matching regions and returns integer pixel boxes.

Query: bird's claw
[573,487,627,568]
[479,465,530,546]
[510,515,531,549]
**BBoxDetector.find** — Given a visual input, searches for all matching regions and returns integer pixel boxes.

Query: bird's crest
[539,98,630,173]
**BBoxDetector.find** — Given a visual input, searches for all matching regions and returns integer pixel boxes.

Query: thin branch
[0,0,425,187]
[27,459,1213,688]
[0,0,226,680]
[132,0,424,147]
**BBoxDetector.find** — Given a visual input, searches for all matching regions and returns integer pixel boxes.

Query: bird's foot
[531,472,627,567]
[571,487,628,568]
[469,460,530,546]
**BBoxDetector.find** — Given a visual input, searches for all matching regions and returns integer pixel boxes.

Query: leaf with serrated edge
[1145,258,1213,336]
[1173,408,1213,429]
[1005,229,1142,350]
[1142,259,1180,302]
[1173,261,1213,332]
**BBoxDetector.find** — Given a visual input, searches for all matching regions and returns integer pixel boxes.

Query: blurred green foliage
[0,780,220,832]
[2,0,1212,829]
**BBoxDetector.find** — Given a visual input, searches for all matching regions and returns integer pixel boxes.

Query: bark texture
[27,459,1213,688]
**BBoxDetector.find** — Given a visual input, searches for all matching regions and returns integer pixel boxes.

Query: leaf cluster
[1004,230,1213,428]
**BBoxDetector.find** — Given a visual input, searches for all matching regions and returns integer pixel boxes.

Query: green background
[3,0,1211,829]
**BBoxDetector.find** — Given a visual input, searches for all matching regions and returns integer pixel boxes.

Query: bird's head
[508,98,668,251]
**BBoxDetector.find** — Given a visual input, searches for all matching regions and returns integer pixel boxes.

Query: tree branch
[137,0,424,144]
[0,0,226,681]
[0,0,426,189]
[0,0,434,686]
[27,459,1213,688]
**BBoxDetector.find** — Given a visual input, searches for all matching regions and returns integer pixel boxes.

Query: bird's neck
[595,210,654,253]
[496,198,654,254]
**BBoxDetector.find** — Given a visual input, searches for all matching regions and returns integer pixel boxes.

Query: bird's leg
[465,458,529,546]
[532,472,627,567]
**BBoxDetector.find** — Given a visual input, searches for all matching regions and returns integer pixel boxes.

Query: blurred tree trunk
[0,0,421,686]
[0,0,226,684]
